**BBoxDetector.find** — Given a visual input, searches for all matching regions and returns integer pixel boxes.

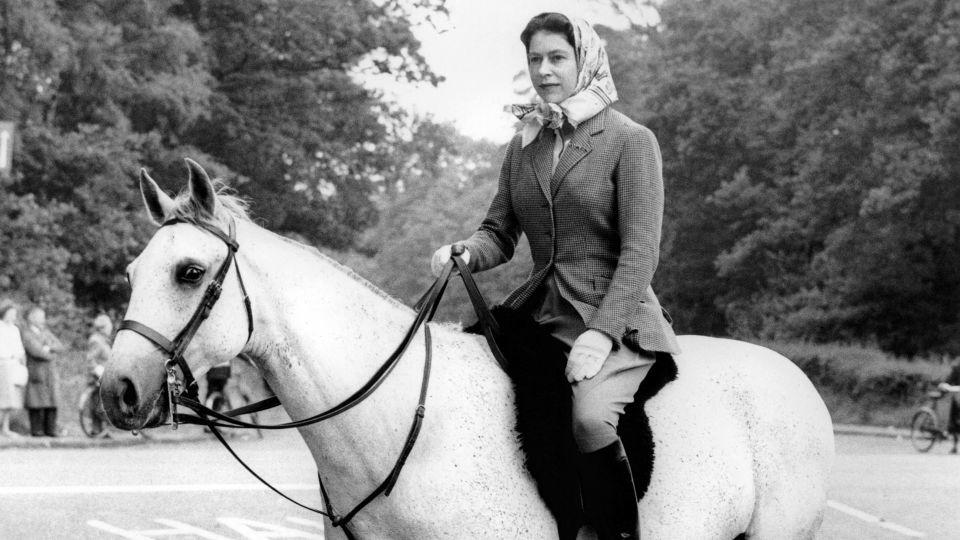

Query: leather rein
[118,218,508,539]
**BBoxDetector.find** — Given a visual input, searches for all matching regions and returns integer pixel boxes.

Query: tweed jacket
[462,107,680,354]
[21,324,63,408]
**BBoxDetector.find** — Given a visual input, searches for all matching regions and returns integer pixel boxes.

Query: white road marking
[0,483,318,496]
[88,518,322,539]
[285,517,324,529]
[217,518,323,539]
[87,520,153,540]
[151,519,234,539]
[828,500,927,538]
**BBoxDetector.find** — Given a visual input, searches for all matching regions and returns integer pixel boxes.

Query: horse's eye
[177,265,205,284]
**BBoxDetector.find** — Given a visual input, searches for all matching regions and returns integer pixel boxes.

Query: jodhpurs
[531,274,656,453]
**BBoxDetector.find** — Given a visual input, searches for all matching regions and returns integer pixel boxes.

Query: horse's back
[641,336,833,539]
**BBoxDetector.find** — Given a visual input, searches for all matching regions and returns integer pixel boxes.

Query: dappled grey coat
[21,324,63,408]
[462,107,679,354]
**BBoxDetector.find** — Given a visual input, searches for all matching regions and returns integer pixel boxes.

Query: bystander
[21,306,64,437]
[0,303,27,437]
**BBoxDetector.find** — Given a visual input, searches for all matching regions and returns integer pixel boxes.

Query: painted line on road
[0,483,318,496]
[828,500,926,538]
[285,517,324,529]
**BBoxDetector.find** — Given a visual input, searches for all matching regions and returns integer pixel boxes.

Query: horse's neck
[232,222,558,538]
[238,222,425,479]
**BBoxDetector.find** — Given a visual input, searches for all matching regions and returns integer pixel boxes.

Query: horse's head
[101,159,252,430]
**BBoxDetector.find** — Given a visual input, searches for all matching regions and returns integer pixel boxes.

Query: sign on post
[0,121,14,178]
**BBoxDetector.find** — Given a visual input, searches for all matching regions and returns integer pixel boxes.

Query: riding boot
[43,408,59,437]
[28,409,44,436]
[577,439,640,540]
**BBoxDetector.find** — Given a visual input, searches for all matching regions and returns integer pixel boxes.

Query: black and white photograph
[1,0,959,538]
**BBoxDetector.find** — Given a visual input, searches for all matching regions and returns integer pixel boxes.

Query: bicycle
[909,383,959,453]
[78,365,110,438]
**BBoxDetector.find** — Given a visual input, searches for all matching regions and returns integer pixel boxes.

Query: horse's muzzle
[100,374,170,430]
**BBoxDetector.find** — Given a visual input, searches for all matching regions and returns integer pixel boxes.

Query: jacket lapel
[550,108,606,198]
[527,130,555,204]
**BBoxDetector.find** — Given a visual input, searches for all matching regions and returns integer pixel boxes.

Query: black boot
[578,439,640,539]
[28,409,45,436]
[43,408,59,437]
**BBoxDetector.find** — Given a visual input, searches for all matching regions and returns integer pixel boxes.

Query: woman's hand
[566,329,613,383]
[430,244,470,277]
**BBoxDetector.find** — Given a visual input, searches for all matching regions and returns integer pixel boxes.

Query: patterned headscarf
[508,15,619,147]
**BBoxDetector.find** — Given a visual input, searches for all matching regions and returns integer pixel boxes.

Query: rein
[118,219,508,538]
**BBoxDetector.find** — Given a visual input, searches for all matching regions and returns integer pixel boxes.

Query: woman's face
[527,31,578,104]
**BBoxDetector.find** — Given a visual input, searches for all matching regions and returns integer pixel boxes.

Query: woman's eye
[177,265,205,284]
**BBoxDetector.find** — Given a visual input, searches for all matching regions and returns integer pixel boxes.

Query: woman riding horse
[432,13,673,538]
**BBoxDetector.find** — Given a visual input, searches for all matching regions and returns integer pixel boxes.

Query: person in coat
[0,303,28,437]
[21,306,64,437]
[431,12,679,539]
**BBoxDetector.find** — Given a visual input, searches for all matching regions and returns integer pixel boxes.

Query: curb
[833,424,911,439]
[0,429,210,450]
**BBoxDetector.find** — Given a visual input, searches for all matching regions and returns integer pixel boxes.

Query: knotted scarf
[508,16,619,148]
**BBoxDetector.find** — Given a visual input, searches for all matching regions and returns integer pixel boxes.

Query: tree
[1,0,451,324]
[605,0,960,354]
[177,0,445,248]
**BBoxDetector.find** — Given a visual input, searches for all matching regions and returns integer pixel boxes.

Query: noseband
[118,216,253,427]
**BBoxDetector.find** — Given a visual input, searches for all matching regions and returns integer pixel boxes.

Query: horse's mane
[167,181,412,313]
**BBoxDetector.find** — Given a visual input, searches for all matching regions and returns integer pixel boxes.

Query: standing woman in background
[0,303,28,437]
[431,12,679,539]
[21,306,64,437]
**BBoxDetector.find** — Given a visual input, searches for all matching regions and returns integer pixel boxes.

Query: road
[0,431,957,539]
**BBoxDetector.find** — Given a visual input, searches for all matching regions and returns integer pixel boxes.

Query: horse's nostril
[120,377,139,411]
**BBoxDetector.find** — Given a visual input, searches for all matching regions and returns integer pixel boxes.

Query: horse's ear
[139,169,174,225]
[185,158,216,215]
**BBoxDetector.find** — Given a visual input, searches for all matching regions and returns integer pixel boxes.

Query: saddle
[467,306,678,540]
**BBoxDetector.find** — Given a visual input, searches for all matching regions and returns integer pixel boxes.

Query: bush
[762,341,953,426]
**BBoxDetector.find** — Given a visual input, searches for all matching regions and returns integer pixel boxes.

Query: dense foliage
[1,0,448,331]
[2,0,958,358]
[605,0,960,355]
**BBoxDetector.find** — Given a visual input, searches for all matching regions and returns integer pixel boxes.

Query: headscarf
[508,15,618,147]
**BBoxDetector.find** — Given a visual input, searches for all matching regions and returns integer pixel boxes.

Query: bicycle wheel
[204,390,228,412]
[78,387,106,438]
[910,409,939,453]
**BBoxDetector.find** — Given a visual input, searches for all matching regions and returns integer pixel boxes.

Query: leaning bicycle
[910,382,959,453]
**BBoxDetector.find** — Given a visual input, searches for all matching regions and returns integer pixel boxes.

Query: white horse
[101,160,834,539]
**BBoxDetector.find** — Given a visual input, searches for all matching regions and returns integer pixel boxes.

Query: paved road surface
[0,430,957,538]
[821,434,959,539]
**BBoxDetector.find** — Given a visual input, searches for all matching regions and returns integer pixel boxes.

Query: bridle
[116,217,508,539]
[119,216,253,425]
